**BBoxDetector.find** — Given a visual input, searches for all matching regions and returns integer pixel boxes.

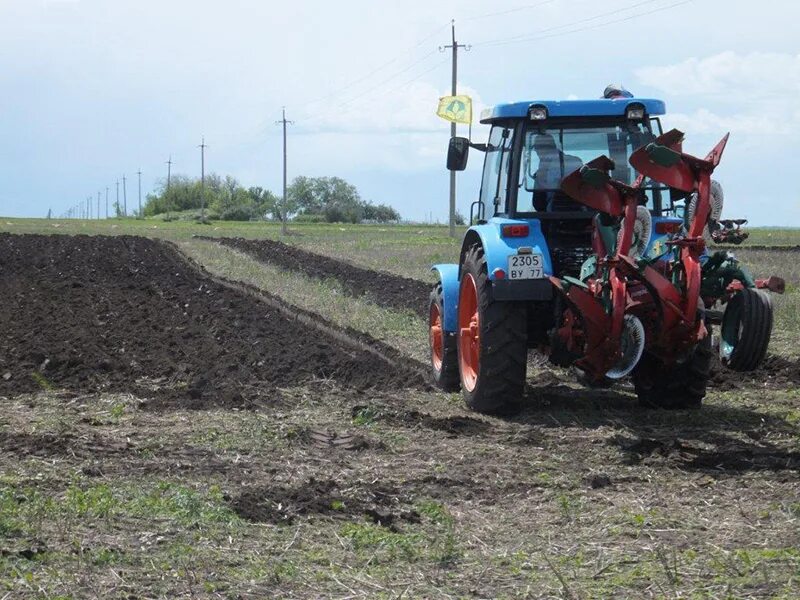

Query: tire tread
[459,245,527,414]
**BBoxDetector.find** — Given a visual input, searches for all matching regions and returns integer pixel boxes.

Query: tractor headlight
[529,104,548,121]
[626,103,645,120]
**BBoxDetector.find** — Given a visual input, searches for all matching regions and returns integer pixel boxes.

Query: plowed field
[0,233,422,408]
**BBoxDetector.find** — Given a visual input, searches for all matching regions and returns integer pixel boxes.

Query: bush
[220,204,260,221]
[292,213,326,223]
[362,202,401,223]
[324,203,363,224]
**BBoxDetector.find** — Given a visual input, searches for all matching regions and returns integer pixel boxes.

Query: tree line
[142,174,401,223]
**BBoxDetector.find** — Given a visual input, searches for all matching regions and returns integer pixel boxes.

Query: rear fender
[459,220,553,280]
[431,264,459,333]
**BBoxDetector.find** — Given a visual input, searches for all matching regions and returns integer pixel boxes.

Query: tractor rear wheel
[457,245,527,414]
[720,288,773,371]
[429,282,460,391]
[632,333,712,409]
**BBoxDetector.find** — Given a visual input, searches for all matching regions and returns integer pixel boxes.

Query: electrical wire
[479,0,693,48]
[473,0,666,47]
[292,21,450,113]
[297,56,449,128]
[462,0,557,21]
[329,49,438,110]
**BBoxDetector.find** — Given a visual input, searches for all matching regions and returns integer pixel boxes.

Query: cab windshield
[517,121,667,214]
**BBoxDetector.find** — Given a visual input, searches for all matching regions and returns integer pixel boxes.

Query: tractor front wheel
[429,282,460,391]
[457,245,527,414]
[720,288,773,371]
[633,333,712,409]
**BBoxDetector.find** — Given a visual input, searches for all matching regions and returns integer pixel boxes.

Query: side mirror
[446,137,470,171]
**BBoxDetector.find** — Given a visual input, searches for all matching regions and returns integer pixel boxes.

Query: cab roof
[479,98,666,124]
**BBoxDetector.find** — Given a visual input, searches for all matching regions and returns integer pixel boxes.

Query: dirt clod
[709,353,800,390]
[586,472,612,489]
[230,478,416,528]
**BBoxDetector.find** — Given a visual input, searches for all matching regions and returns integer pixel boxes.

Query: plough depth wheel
[720,288,774,372]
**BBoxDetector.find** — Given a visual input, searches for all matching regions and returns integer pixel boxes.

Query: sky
[1,0,799,225]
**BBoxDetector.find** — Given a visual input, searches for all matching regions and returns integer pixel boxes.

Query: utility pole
[275,107,293,235]
[87,196,92,219]
[137,169,142,218]
[105,187,109,219]
[115,180,120,217]
[97,191,101,220]
[122,175,128,217]
[441,20,469,238]
[198,138,207,221]
[166,156,172,190]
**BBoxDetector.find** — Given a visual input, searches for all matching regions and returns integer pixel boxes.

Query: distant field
[1,217,798,277]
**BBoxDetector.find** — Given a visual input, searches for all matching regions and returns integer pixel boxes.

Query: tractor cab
[448,97,683,279]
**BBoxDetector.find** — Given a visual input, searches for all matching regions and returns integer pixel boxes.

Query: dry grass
[1,379,798,598]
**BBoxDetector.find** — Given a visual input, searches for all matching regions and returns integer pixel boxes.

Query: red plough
[554,129,735,383]
[550,157,646,382]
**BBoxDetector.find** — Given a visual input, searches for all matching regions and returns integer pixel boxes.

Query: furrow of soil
[198,235,430,317]
[169,240,428,376]
[0,233,425,408]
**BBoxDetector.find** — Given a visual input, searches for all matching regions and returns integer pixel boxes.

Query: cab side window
[479,126,514,214]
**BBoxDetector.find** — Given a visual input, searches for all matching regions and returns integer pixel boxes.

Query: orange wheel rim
[458,274,480,391]
[429,301,444,371]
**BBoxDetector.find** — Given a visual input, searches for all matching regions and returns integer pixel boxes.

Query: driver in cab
[532,134,583,212]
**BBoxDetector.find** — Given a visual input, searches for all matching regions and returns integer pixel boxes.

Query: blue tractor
[429,94,756,413]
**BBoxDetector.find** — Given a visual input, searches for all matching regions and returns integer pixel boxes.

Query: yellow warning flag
[436,95,472,125]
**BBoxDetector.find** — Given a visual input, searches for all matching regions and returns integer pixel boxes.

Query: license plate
[507,253,544,279]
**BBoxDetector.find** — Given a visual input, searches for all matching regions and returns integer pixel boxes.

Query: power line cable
[473,0,664,46]
[478,0,693,48]
[293,21,450,113]
[462,0,557,21]
[330,49,438,110]
[243,25,448,142]
[296,49,441,126]
[297,56,450,131]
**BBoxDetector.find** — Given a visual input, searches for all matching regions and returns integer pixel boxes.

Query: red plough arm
[560,156,642,258]
[628,129,729,336]
[553,157,643,380]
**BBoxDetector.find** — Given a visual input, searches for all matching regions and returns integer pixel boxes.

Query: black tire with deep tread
[633,333,712,409]
[458,245,527,414]
[723,289,774,372]
[429,282,460,391]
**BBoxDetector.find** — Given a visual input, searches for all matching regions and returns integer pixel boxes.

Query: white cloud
[634,51,800,225]
[637,51,800,140]
[635,51,800,99]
